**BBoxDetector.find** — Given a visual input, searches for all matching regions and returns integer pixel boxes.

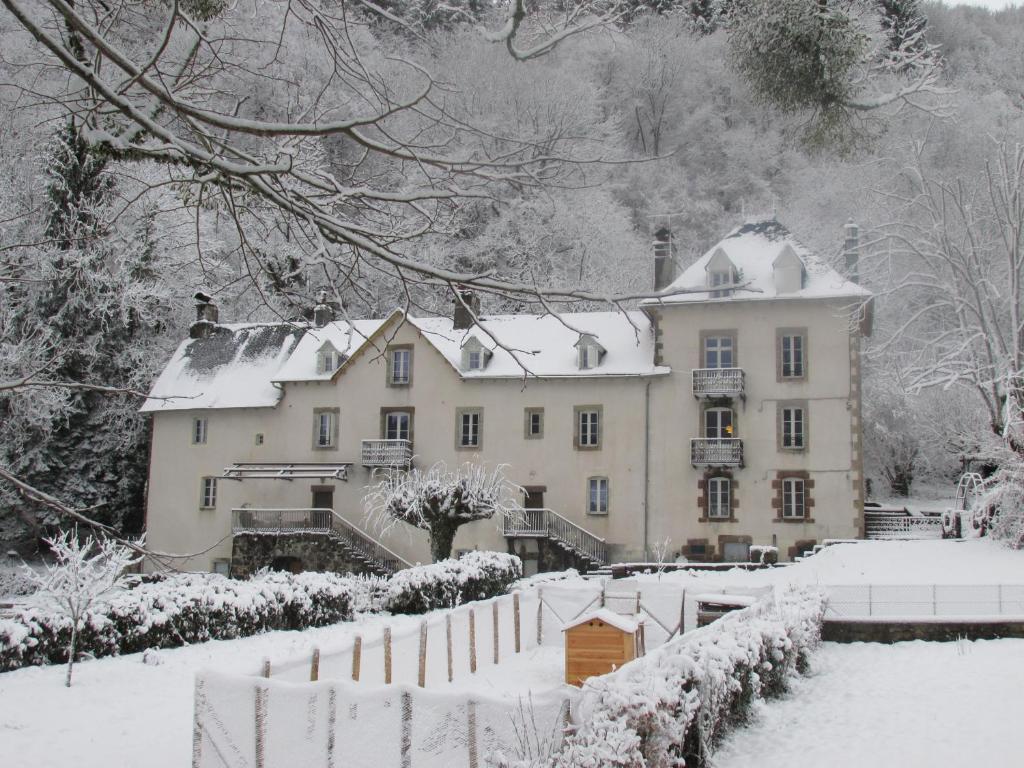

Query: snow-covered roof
[140,324,303,412]
[407,311,667,379]
[642,218,870,306]
[273,318,386,382]
[563,608,639,634]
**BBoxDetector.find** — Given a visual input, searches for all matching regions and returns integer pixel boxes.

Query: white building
[141,218,870,575]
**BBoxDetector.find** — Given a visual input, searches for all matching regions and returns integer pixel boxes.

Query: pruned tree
[23,529,142,686]
[364,462,522,561]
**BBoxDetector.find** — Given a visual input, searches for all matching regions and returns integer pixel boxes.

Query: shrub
[0,570,353,673]
[384,551,522,615]
[552,587,825,768]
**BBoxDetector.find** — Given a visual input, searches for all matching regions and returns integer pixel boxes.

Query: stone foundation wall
[823,619,1024,643]
[230,532,371,578]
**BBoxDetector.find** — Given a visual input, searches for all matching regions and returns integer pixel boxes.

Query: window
[703,335,735,369]
[778,329,807,380]
[575,406,602,449]
[587,477,609,515]
[388,346,412,386]
[524,408,544,439]
[192,417,208,445]
[781,405,805,450]
[709,269,733,298]
[456,409,482,449]
[255,433,264,446]
[580,343,599,369]
[782,478,806,519]
[707,477,731,519]
[313,408,338,449]
[200,477,217,509]
[704,407,734,439]
[212,559,230,576]
[384,411,411,441]
[468,350,482,370]
[317,348,340,375]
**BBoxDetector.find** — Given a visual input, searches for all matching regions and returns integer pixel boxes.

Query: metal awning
[221,463,350,481]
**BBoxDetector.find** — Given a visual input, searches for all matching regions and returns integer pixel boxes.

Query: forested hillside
[1,0,1022,549]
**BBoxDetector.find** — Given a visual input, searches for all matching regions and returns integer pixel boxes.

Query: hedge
[384,551,522,614]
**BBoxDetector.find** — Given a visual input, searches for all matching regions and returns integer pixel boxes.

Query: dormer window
[461,336,492,372]
[575,334,606,370]
[772,244,806,295]
[316,343,341,375]
[705,247,737,298]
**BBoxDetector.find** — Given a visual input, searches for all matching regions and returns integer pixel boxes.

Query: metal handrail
[502,508,607,565]
[690,437,744,466]
[691,368,744,398]
[360,439,413,468]
[231,507,411,573]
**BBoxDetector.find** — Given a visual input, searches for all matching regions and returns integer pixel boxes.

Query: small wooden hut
[563,609,642,687]
[694,592,757,627]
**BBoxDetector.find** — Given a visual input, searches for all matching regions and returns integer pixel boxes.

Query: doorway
[523,486,546,509]
[312,486,334,511]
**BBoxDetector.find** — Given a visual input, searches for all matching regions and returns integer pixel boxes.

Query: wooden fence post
[467,699,479,768]
[680,590,686,636]
[192,678,204,768]
[492,601,500,665]
[400,690,413,768]
[418,620,428,688]
[254,683,268,768]
[446,614,454,683]
[635,590,641,615]
[310,648,320,682]
[327,688,337,768]
[537,587,544,646]
[352,635,362,682]
[469,608,477,674]
[513,592,521,653]
[261,658,271,678]
[384,626,392,684]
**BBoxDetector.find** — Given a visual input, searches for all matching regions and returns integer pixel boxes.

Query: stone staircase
[502,508,607,571]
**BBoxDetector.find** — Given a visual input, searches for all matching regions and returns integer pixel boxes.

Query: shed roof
[563,608,639,634]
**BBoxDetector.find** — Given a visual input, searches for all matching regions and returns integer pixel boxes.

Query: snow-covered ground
[715,639,1024,768]
[2,539,1022,767]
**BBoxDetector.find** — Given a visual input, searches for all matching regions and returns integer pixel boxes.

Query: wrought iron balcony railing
[360,439,413,468]
[690,438,744,467]
[692,368,744,398]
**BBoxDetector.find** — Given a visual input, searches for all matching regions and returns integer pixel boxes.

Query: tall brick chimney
[453,287,481,330]
[844,219,860,284]
[190,291,218,339]
[653,227,677,291]
[313,290,334,328]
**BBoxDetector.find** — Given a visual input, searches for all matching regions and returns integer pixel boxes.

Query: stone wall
[823,619,1024,643]
[230,532,372,578]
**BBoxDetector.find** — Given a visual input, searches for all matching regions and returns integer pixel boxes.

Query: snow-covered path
[715,639,1024,768]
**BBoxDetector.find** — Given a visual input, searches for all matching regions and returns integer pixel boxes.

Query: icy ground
[715,639,1024,768]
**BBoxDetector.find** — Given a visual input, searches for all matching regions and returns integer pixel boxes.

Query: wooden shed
[694,592,757,627]
[563,609,642,687]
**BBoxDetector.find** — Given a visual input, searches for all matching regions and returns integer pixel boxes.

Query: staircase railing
[502,508,607,566]
[231,507,411,574]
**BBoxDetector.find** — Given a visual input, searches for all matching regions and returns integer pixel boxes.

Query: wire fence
[825,584,1024,619]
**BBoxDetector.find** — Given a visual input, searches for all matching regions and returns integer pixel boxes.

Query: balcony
[361,439,413,468]
[691,438,744,467]
[692,368,744,399]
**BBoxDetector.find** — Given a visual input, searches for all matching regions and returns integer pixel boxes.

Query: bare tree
[364,462,522,561]
[23,529,142,686]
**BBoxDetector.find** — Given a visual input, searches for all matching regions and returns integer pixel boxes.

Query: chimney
[843,219,859,284]
[453,287,481,330]
[653,227,677,291]
[190,291,218,339]
[313,290,334,328]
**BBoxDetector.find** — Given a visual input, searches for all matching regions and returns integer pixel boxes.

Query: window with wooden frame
[192,417,208,445]
[707,477,732,519]
[781,478,806,519]
[777,329,807,380]
[703,406,735,439]
[702,333,736,369]
[387,346,413,386]
[574,406,602,449]
[587,476,609,515]
[779,404,807,450]
[200,477,217,509]
[524,408,544,439]
[382,410,412,441]
[456,408,483,450]
[312,408,339,449]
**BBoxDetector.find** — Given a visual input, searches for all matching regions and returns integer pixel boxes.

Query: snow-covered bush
[384,551,522,615]
[0,566,37,597]
[748,545,778,565]
[0,570,353,673]
[550,587,826,768]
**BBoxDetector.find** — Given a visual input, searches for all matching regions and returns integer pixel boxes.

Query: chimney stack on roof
[843,219,860,284]
[313,290,334,328]
[653,227,677,291]
[453,287,481,330]
[190,291,219,339]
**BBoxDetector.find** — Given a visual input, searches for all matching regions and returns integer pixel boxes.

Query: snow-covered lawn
[715,639,1024,768]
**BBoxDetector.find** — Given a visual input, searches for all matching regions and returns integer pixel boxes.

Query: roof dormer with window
[575,334,606,370]
[460,335,492,372]
[316,341,342,375]
[705,248,738,298]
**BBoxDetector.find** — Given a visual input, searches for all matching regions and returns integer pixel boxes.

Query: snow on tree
[22,529,141,686]
[364,462,523,562]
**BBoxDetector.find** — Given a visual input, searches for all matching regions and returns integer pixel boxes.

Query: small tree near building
[364,463,522,562]
[23,529,141,686]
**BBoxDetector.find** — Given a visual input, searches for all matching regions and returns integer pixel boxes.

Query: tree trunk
[430,523,459,562]
[65,621,78,688]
